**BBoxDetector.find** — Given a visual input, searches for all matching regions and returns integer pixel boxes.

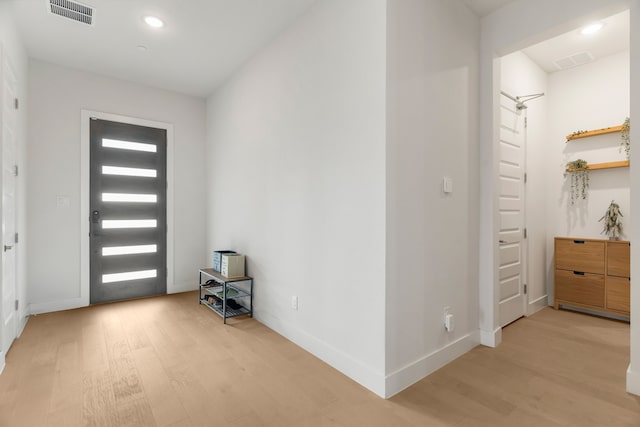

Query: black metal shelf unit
[198,268,253,324]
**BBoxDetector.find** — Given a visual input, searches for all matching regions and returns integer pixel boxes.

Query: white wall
[385,0,480,397]
[480,0,639,394]
[206,0,387,396]
[0,1,29,371]
[27,60,207,313]
[500,51,549,314]
[547,52,630,305]
[548,52,630,238]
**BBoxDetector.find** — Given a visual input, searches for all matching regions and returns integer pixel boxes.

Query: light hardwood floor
[0,292,639,426]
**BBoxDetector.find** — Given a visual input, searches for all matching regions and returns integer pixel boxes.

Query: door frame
[80,110,174,305]
[479,0,631,349]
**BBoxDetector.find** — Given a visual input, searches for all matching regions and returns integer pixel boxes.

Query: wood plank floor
[1,292,639,426]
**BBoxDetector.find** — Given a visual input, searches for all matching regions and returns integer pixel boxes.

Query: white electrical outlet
[445,314,455,332]
[291,296,298,310]
[443,306,454,332]
[443,177,453,194]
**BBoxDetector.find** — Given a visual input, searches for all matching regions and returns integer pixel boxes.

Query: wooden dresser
[554,237,630,318]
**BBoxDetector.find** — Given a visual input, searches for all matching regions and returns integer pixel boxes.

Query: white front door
[1,49,18,357]
[498,96,527,327]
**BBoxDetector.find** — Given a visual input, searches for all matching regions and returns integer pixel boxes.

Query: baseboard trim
[29,284,199,314]
[17,310,29,337]
[29,296,88,315]
[255,311,386,398]
[480,326,502,347]
[384,331,480,398]
[558,305,629,322]
[627,365,640,396]
[527,295,549,316]
[168,281,199,294]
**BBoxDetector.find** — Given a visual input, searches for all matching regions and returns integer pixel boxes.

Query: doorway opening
[89,118,167,303]
[80,111,174,306]
[495,9,630,327]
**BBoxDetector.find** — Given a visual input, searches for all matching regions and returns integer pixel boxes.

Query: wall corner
[626,364,640,396]
[480,326,502,347]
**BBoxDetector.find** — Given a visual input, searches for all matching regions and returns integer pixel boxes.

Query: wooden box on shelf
[554,237,630,318]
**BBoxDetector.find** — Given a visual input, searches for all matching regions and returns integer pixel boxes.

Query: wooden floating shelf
[566,160,630,172]
[566,125,623,141]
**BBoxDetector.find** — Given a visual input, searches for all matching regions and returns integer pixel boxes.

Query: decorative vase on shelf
[598,200,623,240]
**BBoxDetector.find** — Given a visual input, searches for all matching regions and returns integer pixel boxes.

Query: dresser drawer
[555,238,605,274]
[606,276,630,314]
[607,241,630,278]
[555,269,605,308]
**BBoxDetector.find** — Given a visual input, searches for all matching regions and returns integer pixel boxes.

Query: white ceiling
[462,0,515,17]
[6,1,629,98]
[8,0,317,97]
[522,10,629,73]
[453,1,628,76]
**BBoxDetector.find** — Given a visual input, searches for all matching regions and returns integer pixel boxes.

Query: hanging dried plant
[599,200,623,240]
[566,130,588,142]
[621,117,630,159]
[565,159,589,205]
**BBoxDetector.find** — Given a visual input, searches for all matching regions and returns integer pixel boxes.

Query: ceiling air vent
[553,51,594,71]
[48,0,94,26]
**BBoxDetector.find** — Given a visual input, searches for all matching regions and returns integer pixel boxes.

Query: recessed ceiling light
[136,45,148,52]
[143,16,164,28]
[580,22,604,35]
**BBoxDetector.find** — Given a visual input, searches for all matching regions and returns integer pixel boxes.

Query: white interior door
[1,51,18,357]
[498,96,527,327]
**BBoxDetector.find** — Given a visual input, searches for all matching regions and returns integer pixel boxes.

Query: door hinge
[13,165,18,177]
[15,299,18,311]
[524,228,527,239]
[524,172,527,184]
[14,98,19,110]
[14,232,18,244]
[524,284,528,295]
[524,117,528,128]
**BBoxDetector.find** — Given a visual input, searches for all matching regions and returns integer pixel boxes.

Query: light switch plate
[56,195,70,207]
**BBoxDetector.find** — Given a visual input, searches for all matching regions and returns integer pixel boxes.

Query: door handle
[4,245,13,252]
[499,240,507,244]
